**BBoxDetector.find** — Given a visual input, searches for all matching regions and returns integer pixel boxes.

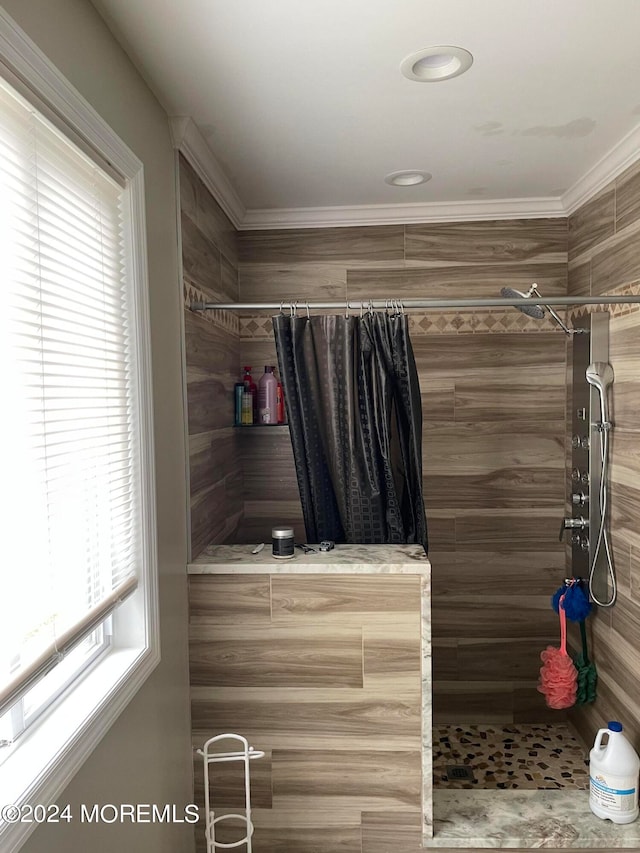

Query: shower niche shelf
[233,423,289,429]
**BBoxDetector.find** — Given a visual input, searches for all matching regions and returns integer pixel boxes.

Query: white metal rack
[197,733,265,852]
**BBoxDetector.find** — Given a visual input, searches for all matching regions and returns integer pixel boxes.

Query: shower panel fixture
[562,312,616,607]
[500,284,585,335]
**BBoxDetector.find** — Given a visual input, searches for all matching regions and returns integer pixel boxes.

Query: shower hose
[589,423,616,607]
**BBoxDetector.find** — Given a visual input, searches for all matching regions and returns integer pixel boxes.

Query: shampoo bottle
[590,721,639,824]
[242,366,257,424]
[241,387,253,425]
[258,365,278,424]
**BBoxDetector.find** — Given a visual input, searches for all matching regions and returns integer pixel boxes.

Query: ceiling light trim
[562,120,640,214]
[169,116,245,229]
[401,45,473,82]
[240,197,565,230]
[384,170,432,186]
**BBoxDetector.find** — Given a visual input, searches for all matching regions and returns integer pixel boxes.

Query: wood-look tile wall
[189,573,422,853]
[236,219,569,722]
[567,158,640,750]
[180,155,243,557]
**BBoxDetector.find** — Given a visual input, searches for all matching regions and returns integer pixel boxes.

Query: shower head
[501,283,580,335]
[586,362,614,424]
[500,286,546,319]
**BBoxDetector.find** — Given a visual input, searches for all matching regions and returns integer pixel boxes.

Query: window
[0,10,158,852]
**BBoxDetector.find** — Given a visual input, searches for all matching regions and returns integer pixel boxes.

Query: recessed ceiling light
[384,170,432,187]
[401,46,473,82]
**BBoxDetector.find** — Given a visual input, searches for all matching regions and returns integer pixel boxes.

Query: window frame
[3,627,111,751]
[0,8,160,853]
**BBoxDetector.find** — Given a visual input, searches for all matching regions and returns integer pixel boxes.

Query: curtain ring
[399,300,405,315]
[279,300,284,314]
[305,301,310,318]
[345,299,350,319]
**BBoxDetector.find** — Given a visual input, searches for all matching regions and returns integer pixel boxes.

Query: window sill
[0,643,160,853]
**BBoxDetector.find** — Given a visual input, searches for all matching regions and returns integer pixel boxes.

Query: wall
[237,220,569,722]
[1,1,194,851]
[567,161,640,749]
[180,156,243,558]
[189,571,422,853]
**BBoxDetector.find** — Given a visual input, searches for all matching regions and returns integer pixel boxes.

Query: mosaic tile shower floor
[433,723,589,790]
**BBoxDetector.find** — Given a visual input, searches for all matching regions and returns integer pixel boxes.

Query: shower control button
[576,407,587,421]
[571,467,581,482]
[581,436,590,449]
[566,516,589,529]
[559,516,589,541]
[571,435,580,449]
[572,434,590,450]
[581,537,590,552]
[571,532,581,545]
[571,492,589,507]
[581,471,590,485]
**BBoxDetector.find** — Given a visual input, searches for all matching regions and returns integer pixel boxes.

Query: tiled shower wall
[189,572,423,853]
[566,159,640,749]
[180,144,640,731]
[180,155,243,557]
[236,220,569,723]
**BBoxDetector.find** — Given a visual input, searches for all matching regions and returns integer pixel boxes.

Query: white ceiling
[93,0,640,227]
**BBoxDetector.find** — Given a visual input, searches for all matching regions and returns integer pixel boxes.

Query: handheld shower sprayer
[586,362,614,427]
[585,361,616,607]
[500,284,584,335]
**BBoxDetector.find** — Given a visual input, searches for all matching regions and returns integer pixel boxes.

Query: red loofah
[538,647,578,708]
[537,595,578,710]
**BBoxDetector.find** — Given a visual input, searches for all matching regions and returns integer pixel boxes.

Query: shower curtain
[273,311,428,552]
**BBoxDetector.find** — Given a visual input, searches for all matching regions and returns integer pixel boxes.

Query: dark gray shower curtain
[273,312,428,552]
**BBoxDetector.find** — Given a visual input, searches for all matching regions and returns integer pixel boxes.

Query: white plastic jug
[590,721,639,824]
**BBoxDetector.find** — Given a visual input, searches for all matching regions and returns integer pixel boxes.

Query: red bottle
[276,372,285,424]
[242,366,257,424]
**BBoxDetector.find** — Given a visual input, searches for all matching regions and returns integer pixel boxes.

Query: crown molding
[240,196,565,230]
[172,110,640,230]
[169,115,245,229]
[562,121,640,215]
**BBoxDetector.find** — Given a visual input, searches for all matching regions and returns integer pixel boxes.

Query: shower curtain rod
[190,296,640,311]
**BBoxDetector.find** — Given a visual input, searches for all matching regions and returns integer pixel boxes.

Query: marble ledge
[188,542,430,575]
[429,789,640,848]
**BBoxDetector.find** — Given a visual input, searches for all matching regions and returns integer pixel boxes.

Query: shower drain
[445,764,475,782]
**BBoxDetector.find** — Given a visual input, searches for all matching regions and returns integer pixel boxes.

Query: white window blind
[0,74,140,716]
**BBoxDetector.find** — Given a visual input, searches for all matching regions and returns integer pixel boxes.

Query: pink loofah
[538,595,578,710]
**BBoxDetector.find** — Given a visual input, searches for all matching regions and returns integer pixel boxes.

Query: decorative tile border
[183,281,239,335]
[185,283,639,341]
[570,281,640,324]
[239,315,274,338]
[238,309,562,340]
[408,309,560,336]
